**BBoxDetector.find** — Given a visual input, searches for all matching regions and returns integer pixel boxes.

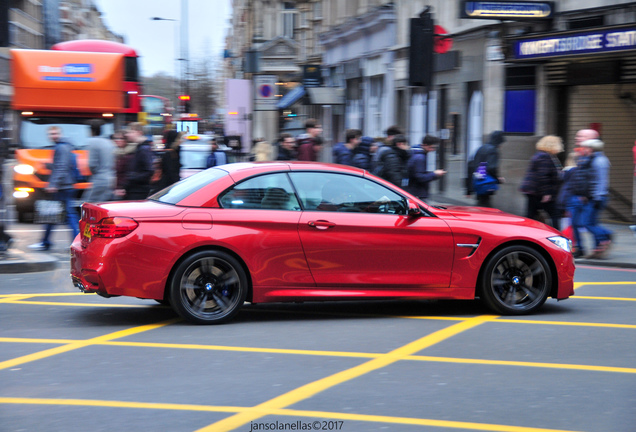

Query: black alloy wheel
[170,250,248,324]
[480,245,551,315]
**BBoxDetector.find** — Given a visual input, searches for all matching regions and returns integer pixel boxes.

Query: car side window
[218,173,301,211]
[289,172,408,215]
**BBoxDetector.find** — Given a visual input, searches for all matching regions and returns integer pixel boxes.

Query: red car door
[291,172,454,289]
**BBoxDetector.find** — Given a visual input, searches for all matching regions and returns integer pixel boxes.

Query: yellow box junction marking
[0,397,586,432]
[196,315,497,432]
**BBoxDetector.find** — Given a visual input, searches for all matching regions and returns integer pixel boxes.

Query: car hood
[433,205,559,232]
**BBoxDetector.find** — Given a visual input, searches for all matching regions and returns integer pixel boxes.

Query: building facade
[227,0,636,221]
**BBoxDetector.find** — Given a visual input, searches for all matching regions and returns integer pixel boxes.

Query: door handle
[308,220,336,230]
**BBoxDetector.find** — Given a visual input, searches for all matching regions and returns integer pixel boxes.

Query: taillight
[90,217,138,238]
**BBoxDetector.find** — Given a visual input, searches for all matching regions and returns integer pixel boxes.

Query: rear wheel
[169,250,248,324]
[480,245,551,315]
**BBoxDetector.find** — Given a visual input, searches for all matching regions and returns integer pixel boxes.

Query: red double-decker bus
[52,39,142,122]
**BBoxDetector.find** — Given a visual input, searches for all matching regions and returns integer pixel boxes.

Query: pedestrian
[333,129,361,166]
[519,135,564,229]
[154,130,183,191]
[122,122,154,200]
[28,126,79,251]
[580,138,613,258]
[296,119,323,161]
[376,134,411,187]
[407,135,447,201]
[372,126,403,179]
[252,139,274,161]
[0,138,13,255]
[351,136,376,170]
[557,151,579,245]
[467,130,506,207]
[631,140,636,236]
[206,136,228,168]
[276,133,297,161]
[112,130,135,200]
[83,119,115,203]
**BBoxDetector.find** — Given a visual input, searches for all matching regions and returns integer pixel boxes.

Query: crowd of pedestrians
[0,115,625,261]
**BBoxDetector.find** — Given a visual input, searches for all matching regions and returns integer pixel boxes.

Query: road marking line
[195,315,497,432]
[0,397,584,432]
[408,355,636,374]
[3,300,163,308]
[0,293,94,298]
[1,337,634,374]
[0,318,180,371]
[0,295,34,303]
[573,296,636,301]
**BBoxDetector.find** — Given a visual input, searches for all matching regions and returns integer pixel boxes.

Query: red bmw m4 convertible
[71,162,575,324]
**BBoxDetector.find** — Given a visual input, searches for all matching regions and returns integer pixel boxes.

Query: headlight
[14,164,35,175]
[548,236,572,253]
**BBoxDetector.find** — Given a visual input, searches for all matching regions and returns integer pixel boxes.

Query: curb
[574,259,636,269]
[0,252,59,274]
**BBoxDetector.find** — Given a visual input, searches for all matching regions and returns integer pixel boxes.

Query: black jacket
[125,140,154,200]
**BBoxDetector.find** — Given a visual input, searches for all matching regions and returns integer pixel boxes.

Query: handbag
[34,199,65,224]
[472,162,499,195]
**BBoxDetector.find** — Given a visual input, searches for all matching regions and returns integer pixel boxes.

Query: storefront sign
[513,27,636,60]
[461,1,554,20]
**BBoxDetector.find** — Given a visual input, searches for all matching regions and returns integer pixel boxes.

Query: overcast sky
[94,0,232,77]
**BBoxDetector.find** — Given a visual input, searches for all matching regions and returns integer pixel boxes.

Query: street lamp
[150,17,181,109]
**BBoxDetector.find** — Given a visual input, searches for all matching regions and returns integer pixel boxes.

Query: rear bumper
[70,236,172,300]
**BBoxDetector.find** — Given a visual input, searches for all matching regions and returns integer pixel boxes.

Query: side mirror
[407,200,423,217]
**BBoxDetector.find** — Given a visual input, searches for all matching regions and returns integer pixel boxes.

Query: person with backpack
[28,126,79,251]
[467,130,506,207]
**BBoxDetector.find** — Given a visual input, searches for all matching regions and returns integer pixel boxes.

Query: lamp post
[150,16,181,109]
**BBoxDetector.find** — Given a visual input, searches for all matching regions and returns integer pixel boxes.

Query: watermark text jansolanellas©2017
[249,420,345,431]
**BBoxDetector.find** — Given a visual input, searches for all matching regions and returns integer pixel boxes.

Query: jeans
[567,196,587,253]
[41,189,79,248]
[583,196,612,248]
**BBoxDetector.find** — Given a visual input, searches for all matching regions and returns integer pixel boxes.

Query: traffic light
[179,95,191,113]
[409,10,434,88]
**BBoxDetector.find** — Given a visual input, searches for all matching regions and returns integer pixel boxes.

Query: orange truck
[10,48,128,222]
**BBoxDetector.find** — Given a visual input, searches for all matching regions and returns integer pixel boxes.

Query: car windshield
[19,117,115,149]
[149,167,228,204]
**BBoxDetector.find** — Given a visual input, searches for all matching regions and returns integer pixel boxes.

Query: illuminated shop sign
[513,27,636,60]
[461,1,554,20]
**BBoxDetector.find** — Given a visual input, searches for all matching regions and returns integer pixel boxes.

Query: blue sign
[63,63,93,74]
[461,1,554,20]
[513,27,636,60]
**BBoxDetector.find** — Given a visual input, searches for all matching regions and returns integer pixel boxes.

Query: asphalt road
[1,261,635,432]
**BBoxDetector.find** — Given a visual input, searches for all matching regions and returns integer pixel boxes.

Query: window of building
[504,66,536,134]
[281,2,297,39]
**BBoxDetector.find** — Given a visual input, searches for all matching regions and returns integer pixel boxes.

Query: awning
[276,85,306,109]
[307,87,345,105]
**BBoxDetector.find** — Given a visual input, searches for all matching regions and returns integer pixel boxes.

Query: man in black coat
[123,122,154,200]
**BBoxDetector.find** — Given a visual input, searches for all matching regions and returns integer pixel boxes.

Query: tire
[169,250,248,324]
[480,245,551,315]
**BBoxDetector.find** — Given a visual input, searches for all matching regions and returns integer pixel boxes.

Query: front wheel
[169,250,248,324]
[480,245,551,315]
